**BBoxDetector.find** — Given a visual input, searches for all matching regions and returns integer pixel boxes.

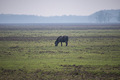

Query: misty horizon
[0,9,120,23]
[0,9,120,17]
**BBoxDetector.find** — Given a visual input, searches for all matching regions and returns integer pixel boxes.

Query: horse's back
[63,36,68,41]
[56,36,68,42]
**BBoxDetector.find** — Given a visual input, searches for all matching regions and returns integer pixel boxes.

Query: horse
[55,36,68,46]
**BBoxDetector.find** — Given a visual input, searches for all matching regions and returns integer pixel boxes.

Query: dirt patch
[60,65,120,80]
[1,51,11,55]
[0,36,120,41]
[1,23,120,30]
[58,51,70,54]
[1,68,16,74]
[0,66,120,80]
[39,51,55,54]
[78,56,84,59]
[0,36,56,41]
[10,46,19,49]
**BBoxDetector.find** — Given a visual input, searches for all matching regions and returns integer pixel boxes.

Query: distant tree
[95,11,111,23]
[104,12,112,23]
[117,12,120,22]
[95,11,104,23]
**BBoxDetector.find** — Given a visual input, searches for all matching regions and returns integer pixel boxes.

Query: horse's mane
[56,36,62,41]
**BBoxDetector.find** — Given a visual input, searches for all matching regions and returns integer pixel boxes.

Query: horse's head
[55,41,58,46]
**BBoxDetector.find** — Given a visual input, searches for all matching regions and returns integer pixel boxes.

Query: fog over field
[0,9,120,23]
[0,0,120,23]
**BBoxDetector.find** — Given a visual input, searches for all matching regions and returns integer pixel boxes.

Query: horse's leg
[66,42,68,46]
[61,42,62,46]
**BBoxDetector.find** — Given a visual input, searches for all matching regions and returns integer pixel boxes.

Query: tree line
[95,11,120,23]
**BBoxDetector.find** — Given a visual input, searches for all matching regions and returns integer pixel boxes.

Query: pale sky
[0,0,120,16]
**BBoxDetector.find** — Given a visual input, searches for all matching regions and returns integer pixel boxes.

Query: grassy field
[0,23,120,80]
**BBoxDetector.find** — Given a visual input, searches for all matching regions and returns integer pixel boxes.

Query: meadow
[0,23,120,80]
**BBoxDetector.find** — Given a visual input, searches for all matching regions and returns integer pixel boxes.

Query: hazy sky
[0,0,120,16]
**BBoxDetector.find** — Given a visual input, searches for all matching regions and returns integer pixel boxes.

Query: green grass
[0,26,120,80]
[0,29,120,37]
